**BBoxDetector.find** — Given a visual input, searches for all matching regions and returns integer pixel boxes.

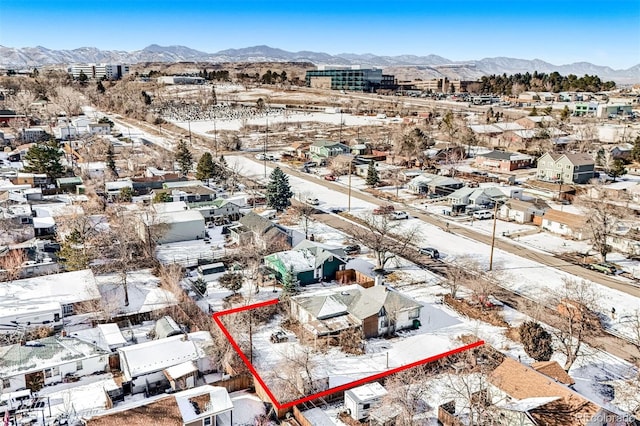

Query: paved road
[278,161,640,363]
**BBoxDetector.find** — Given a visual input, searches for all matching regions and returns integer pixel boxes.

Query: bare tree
[380,367,431,425]
[292,194,317,239]
[268,345,319,402]
[350,213,421,271]
[550,278,601,371]
[443,255,482,299]
[577,187,628,261]
[0,249,27,282]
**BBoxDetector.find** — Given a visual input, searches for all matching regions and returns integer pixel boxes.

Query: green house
[56,176,83,193]
[264,240,346,286]
[308,140,350,164]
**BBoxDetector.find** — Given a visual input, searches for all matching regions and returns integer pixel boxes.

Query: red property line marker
[213,298,484,410]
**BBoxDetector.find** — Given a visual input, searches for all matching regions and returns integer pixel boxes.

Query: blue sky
[1,0,638,69]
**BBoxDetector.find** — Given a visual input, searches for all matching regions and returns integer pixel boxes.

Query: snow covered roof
[0,269,100,310]
[152,201,188,213]
[498,396,561,412]
[174,385,233,422]
[345,382,388,402]
[164,361,198,380]
[118,333,207,381]
[0,336,108,377]
[96,323,127,348]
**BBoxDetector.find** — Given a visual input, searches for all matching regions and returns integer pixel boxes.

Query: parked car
[306,197,320,206]
[303,161,318,168]
[324,175,337,181]
[255,153,266,160]
[390,211,409,220]
[344,244,361,255]
[373,205,395,215]
[472,210,494,220]
[589,262,617,275]
[418,247,440,259]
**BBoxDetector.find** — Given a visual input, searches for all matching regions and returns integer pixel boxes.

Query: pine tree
[96,80,106,94]
[366,161,380,187]
[281,266,297,294]
[59,230,90,271]
[266,167,293,212]
[175,140,194,176]
[195,152,215,180]
[23,141,64,179]
[106,144,117,177]
[529,106,539,116]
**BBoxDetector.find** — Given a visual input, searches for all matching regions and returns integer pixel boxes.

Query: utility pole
[263,117,268,178]
[348,160,352,212]
[488,202,499,271]
[188,119,192,146]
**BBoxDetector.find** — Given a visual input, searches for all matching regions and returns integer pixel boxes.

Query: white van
[472,210,494,220]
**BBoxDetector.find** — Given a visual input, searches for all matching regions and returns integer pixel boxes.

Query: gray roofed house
[231,211,292,249]
[291,284,422,338]
[536,152,595,184]
[407,173,463,195]
[449,186,507,207]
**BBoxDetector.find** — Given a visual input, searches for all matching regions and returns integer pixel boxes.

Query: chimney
[374,274,384,286]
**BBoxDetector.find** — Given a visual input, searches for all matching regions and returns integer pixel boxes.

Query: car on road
[373,205,395,215]
[303,161,318,168]
[306,197,320,206]
[418,247,440,259]
[270,330,293,343]
[390,211,409,220]
[344,244,361,255]
[588,262,617,275]
[472,210,494,220]
[324,175,337,181]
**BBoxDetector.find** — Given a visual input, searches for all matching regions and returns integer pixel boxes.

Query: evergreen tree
[219,272,243,295]
[631,136,640,162]
[78,70,88,84]
[195,152,215,180]
[96,80,106,94]
[23,141,64,179]
[266,167,293,212]
[119,187,133,202]
[219,155,227,167]
[281,266,297,294]
[106,144,117,177]
[609,159,627,182]
[175,140,194,176]
[366,161,380,187]
[59,230,90,271]
[560,105,570,121]
[519,321,553,361]
[529,106,539,116]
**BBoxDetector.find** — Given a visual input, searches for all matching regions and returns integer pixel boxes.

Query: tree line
[476,71,616,95]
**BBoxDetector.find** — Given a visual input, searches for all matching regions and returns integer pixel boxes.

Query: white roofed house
[0,335,109,392]
[344,382,388,423]
[475,150,534,172]
[0,269,101,323]
[117,331,214,396]
[140,201,206,244]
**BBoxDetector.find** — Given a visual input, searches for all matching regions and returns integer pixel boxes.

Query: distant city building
[306,65,396,92]
[68,63,130,80]
[157,76,205,85]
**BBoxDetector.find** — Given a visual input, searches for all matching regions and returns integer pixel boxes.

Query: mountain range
[1,44,638,84]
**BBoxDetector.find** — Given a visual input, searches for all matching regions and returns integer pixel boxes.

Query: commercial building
[306,66,395,92]
[69,63,130,80]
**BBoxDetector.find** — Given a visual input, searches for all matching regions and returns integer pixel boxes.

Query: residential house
[285,141,311,160]
[475,151,534,172]
[73,323,128,353]
[0,335,109,392]
[77,161,107,180]
[142,202,206,244]
[105,178,133,199]
[488,357,621,426]
[229,211,292,250]
[607,227,640,257]
[153,184,217,204]
[609,143,634,160]
[86,385,234,426]
[353,161,399,178]
[264,240,346,285]
[117,331,214,395]
[21,127,48,142]
[56,176,84,193]
[0,269,101,319]
[290,284,422,338]
[448,186,507,211]
[308,140,350,164]
[515,115,556,129]
[188,199,241,223]
[11,172,48,188]
[536,152,595,184]
[407,173,463,196]
[498,198,549,224]
[531,361,575,386]
[88,122,111,135]
[541,209,588,240]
